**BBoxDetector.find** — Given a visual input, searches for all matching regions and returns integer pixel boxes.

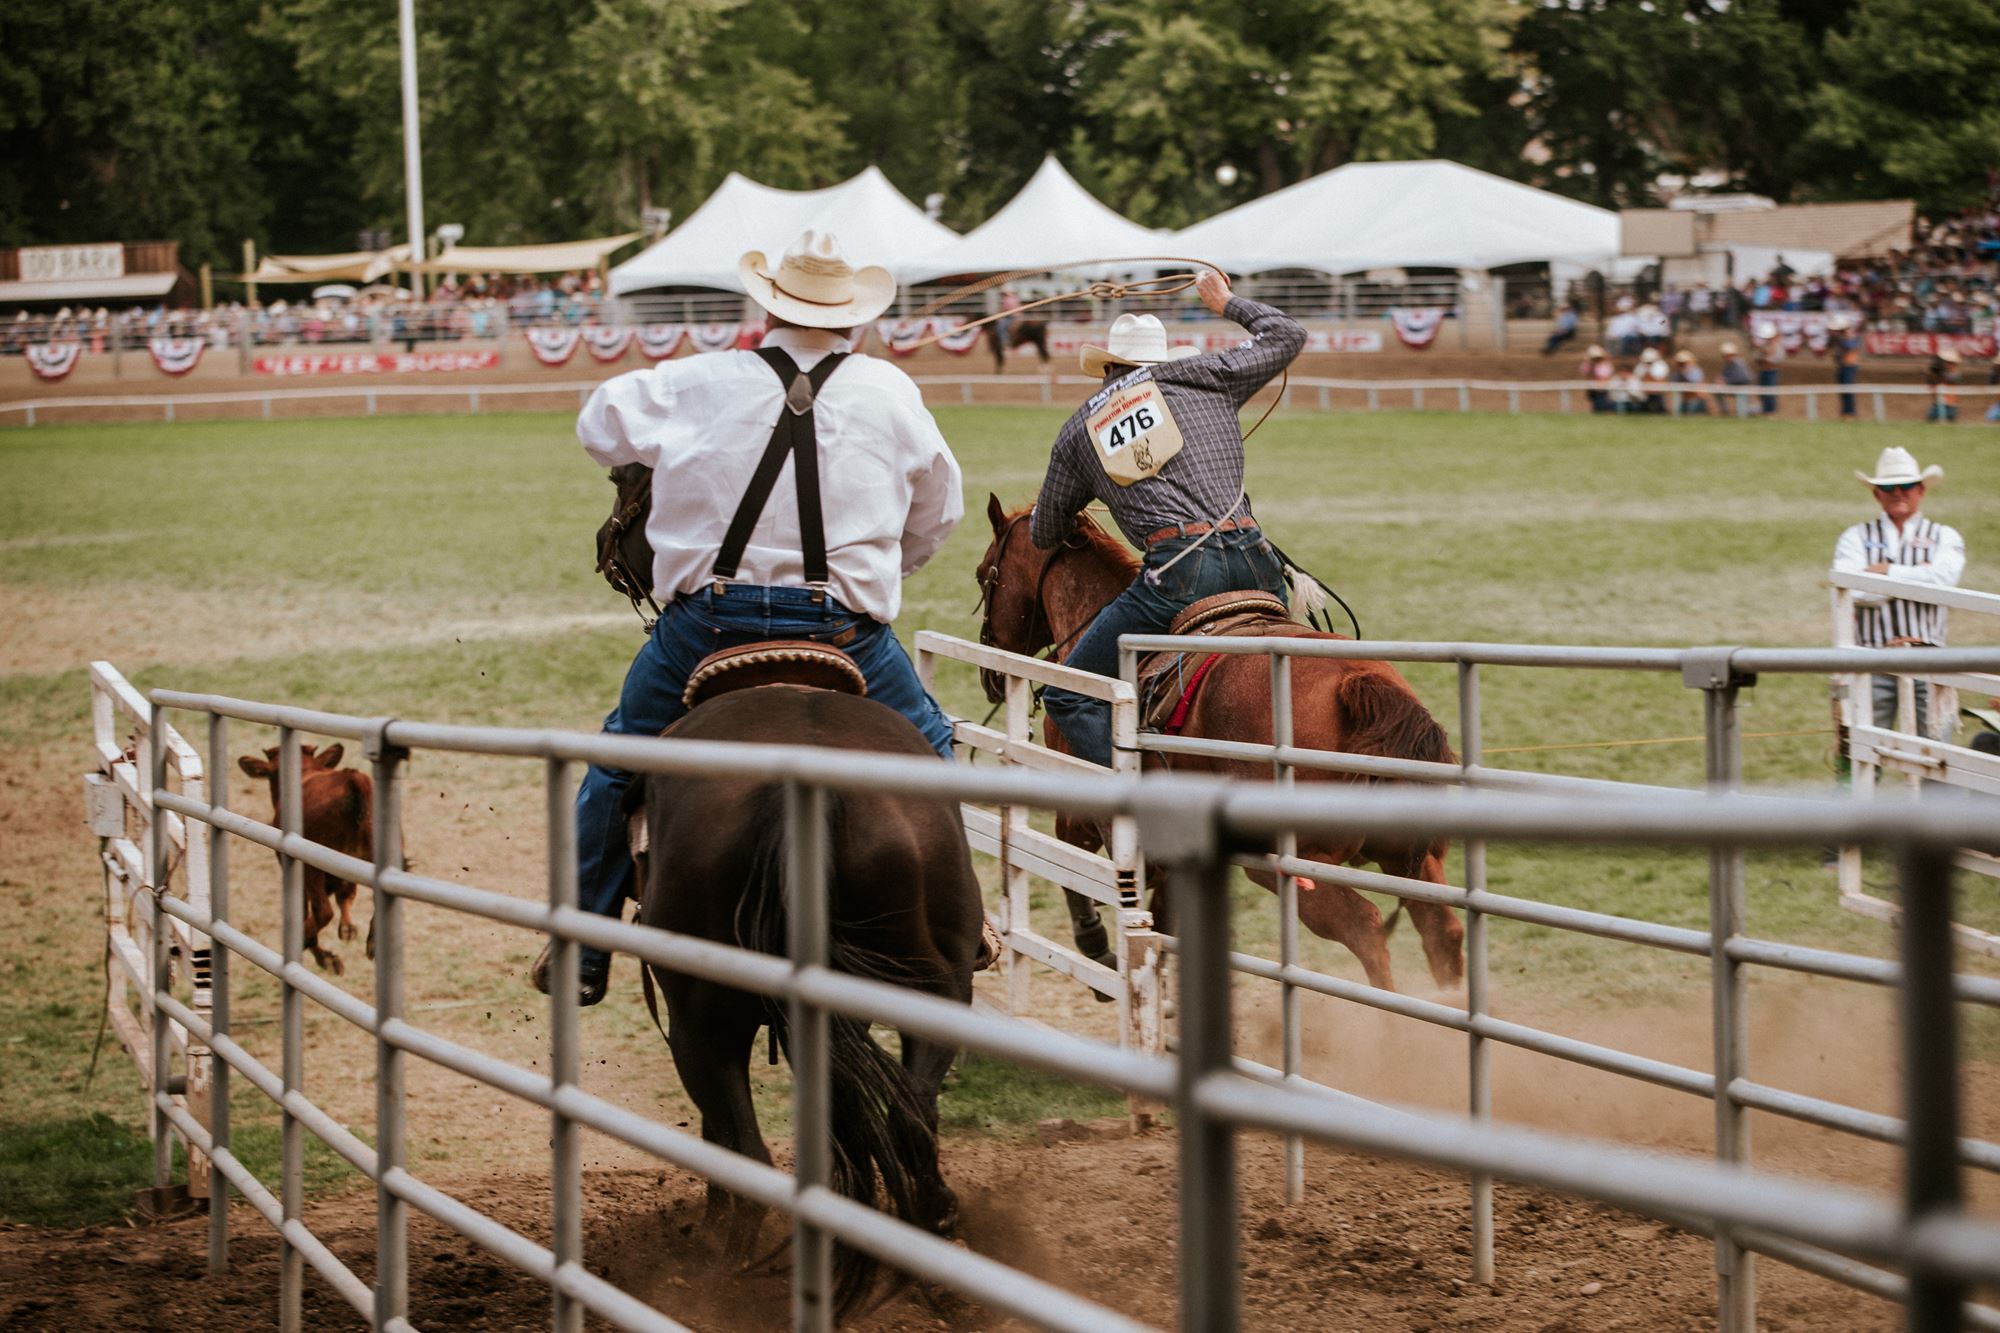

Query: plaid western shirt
[1030,295,1305,549]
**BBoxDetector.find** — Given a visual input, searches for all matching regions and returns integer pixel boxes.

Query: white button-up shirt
[577,327,963,623]
[1832,510,1966,646]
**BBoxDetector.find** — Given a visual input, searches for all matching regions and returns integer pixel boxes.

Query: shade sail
[416,233,643,275]
[610,168,956,296]
[1175,160,1621,275]
[239,247,411,285]
[905,155,1171,281]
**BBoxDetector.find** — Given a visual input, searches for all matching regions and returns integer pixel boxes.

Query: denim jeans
[1837,364,1858,418]
[1043,527,1288,768]
[1758,369,1779,416]
[573,584,955,973]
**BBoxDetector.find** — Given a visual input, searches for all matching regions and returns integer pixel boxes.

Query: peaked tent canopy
[1175,160,1620,275]
[906,155,1171,281]
[610,168,956,296]
[239,247,411,285]
[416,232,642,275]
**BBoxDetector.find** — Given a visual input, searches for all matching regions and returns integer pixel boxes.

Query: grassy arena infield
[4,405,1999,1227]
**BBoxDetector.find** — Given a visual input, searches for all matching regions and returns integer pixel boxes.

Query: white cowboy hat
[1937,345,1962,363]
[1826,312,1857,330]
[738,230,895,329]
[1079,313,1202,376]
[1856,446,1943,488]
[1754,321,1778,339]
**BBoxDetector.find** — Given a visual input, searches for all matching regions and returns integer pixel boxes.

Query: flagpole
[398,0,426,300]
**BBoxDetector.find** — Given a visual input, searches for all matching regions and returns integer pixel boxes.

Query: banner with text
[255,351,501,375]
[1863,331,1998,359]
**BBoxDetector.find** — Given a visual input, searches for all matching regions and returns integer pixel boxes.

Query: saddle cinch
[1137,590,1297,735]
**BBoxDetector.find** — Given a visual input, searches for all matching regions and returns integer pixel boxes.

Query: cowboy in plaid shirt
[1031,270,1303,769]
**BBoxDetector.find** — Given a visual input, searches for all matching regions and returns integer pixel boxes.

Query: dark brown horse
[989,318,1050,372]
[631,684,984,1318]
[974,496,1464,992]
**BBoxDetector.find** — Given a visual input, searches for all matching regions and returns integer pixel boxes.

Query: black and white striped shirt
[1831,514,1966,646]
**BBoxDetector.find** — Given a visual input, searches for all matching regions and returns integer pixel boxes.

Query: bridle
[973,513,1096,708]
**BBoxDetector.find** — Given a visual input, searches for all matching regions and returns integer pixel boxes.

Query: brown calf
[239,742,374,975]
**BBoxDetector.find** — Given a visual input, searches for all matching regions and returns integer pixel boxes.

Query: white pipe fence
[95,656,2000,1332]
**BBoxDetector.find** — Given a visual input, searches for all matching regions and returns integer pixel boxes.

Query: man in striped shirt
[1832,447,1967,733]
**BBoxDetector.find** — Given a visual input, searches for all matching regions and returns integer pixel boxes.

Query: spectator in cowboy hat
[1718,339,1753,416]
[1581,344,1615,413]
[1028,270,1301,776]
[1669,348,1710,414]
[542,229,964,1006]
[1753,321,1785,417]
[1831,446,1965,736]
[1926,344,1962,422]
[1830,313,1862,420]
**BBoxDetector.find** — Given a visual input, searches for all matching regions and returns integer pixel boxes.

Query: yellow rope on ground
[1482,727,1832,756]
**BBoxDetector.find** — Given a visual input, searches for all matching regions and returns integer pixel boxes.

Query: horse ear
[239,754,272,779]
[986,492,1007,531]
[317,742,344,769]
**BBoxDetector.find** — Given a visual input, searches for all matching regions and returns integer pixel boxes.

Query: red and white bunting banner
[686,323,739,354]
[1750,311,1834,354]
[637,324,686,360]
[581,326,633,363]
[1387,308,1446,350]
[148,336,206,376]
[1308,330,1383,353]
[254,351,501,375]
[875,319,929,356]
[26,341,83,381]
[525,327,581,366]
[931,319,982,355]
[1863,331,1998,359]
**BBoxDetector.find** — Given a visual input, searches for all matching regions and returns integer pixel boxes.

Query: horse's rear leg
[302,874,343,975]
[1403,851,1464,990]
[664,981,769,1255]
[1252,867,1395,992]
[333,881,358,941]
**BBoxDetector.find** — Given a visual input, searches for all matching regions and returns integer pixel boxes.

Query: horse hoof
[338,923,357,942]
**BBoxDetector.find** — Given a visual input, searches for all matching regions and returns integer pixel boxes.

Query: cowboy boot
[531,942,610,1007]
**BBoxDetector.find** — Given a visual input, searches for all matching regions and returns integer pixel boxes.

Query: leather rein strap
[711,347,849,589]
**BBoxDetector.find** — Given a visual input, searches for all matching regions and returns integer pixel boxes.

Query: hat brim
[1857,464,1944,487]
[738,251,896,329]
[1078,343,1202,376]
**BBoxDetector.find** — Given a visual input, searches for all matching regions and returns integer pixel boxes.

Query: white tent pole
[398,0,426,300]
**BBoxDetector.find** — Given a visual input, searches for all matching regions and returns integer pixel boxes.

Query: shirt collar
[763,326,854,355]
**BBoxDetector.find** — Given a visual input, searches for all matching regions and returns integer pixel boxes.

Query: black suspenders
[710,347,849,593]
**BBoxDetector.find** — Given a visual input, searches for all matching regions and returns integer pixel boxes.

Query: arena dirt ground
[0,1134,1925,1332]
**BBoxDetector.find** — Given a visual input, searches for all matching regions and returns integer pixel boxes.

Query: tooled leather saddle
[1137,591,1296,735]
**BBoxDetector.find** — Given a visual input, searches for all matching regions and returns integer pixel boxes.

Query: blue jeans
[1837,364,1858,418]
[1044,528,1288,768]
[1758,369,1779,416]
[574,584,954,973]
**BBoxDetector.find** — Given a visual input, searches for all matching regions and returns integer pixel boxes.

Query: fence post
[1458,661,1494,1286]
[1559,387,1571,415]
[1367,387,1380,412]
[1271,653,1303,1205]
[786,781,834,1333]
[545,755,583,1333]
[1318,385,1329,410]
[147,702,172,1194]
[1141,791,1237,1333]
[1873,391,1886,424]
[207,711,232,1275]
[372,724,411,1331]
[1896,840,1964,1331]
[1458,383,1471,412]
[1507,388,1519,414]
[1000,675,1032,1014]
[278,726,305,1333]
[1414,386,1425,411]
[1687,648,1755,1333]
[1806,390,1819,422]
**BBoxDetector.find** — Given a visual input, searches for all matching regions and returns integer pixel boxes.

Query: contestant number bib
[1087,378,1185,486]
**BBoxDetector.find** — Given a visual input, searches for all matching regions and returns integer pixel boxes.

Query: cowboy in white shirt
[539,231,964,1005]
[1832,446,1967,734]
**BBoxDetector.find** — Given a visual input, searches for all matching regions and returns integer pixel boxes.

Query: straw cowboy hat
[1584,344,1606,358]
[1079,313,1202,376]
[738,230,895,329]
[1937,345,1962,364]
[1673,349,1696,363]
[1856,446,1943,488]
[1719,340,1740,355]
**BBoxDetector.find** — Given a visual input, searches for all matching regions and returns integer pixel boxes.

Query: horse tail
[1336,668,1457,769]
[739,788,948,1320]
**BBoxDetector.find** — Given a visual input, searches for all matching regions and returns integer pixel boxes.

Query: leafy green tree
[1808,0,2000,212]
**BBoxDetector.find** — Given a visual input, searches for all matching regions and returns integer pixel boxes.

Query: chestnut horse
[974,496,1464,992]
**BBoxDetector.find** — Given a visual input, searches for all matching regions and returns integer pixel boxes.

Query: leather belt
[1143,516,1256,547]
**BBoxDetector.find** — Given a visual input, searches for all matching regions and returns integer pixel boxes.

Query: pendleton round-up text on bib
[1086,374,1187,485]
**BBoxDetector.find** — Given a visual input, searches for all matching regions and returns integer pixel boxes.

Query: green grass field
[5,404,1998,1223]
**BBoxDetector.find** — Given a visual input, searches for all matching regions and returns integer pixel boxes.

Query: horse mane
[1007,502,1139,578]
[1338,670,1458,768]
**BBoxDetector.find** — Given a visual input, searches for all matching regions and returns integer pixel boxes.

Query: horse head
[973,493,1141,704]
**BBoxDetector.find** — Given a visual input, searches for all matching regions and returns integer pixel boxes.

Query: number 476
[1107,405,1156,446]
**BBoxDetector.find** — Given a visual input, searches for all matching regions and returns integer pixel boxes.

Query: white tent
[907,155,1170,281]
[610,167,956,296]
[1175,160,1621,275]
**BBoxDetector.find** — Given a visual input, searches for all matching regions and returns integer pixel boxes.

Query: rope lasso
[887,255,1227,352]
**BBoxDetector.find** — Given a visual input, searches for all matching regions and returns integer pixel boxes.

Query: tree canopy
[0,0,1988,273]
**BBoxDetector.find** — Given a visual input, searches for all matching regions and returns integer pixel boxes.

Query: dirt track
[0,1134,1911,1332]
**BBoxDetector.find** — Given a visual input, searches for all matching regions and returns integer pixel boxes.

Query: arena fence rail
[96,667,2000,1332]
[9,375,1997,427]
